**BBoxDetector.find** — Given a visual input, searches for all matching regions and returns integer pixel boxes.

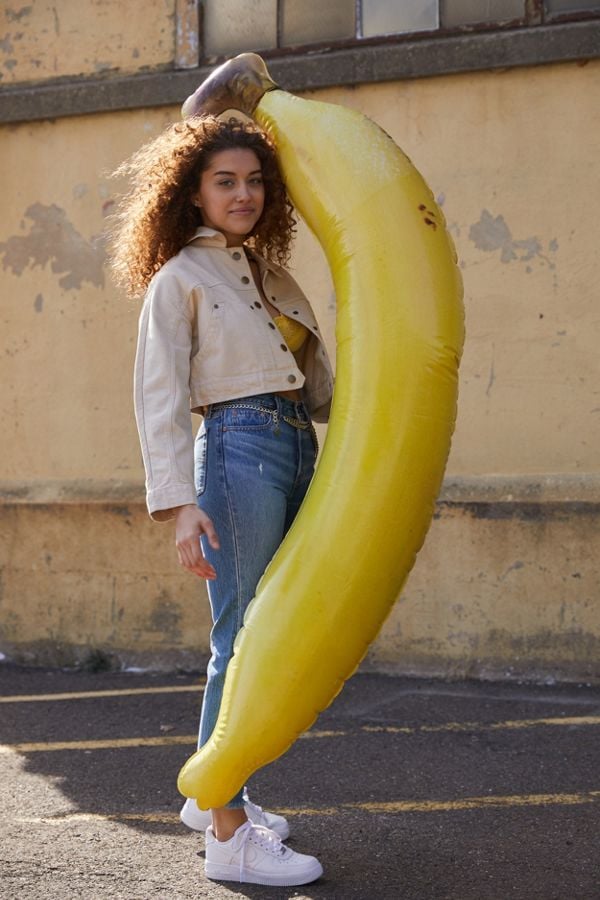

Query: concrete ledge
[0,473,598,681]
[0,479,146,506]
[1,472,599,506]
[0,502,213,670]
[0,20,598,124]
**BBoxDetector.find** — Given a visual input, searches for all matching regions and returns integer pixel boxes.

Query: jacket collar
[185,226,228,248]
[185,227,283,277]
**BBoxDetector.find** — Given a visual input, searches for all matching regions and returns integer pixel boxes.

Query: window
[199,0,600,60]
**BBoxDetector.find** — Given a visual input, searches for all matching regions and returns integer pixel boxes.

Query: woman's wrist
[174,503,198,518]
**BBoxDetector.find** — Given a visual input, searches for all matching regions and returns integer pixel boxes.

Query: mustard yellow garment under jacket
[134,227,334,521]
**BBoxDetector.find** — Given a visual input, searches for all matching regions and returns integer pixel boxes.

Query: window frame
[197,0,600,65]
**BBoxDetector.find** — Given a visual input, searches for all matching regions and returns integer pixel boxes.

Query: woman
[111,116,333,886]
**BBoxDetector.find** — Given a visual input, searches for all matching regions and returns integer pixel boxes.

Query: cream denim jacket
[134,227,334,521]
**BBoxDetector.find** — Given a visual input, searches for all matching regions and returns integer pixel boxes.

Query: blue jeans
[194,393,317,808]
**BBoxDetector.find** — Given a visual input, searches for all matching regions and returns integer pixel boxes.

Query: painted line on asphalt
[0,684,204,704]
[17,812,182,825]
[347,791,600,814]
[0,730,344,754]
[363,715,600,734]
[276,790,600,816]
[15,789,600,826]
[0,735,197,753]
[2,714,600,754]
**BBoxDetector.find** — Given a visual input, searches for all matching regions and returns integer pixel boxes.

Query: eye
[250,177,264,185]
[218,179,234,187]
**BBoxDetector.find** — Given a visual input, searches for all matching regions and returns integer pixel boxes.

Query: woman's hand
[174,504,220,579]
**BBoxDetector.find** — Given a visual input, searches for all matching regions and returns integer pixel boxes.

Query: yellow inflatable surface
[179,55,465,809]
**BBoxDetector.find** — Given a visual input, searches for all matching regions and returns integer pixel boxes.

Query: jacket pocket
[193,298,225,360]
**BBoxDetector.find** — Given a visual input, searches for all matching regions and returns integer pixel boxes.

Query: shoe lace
[236,822,286,882]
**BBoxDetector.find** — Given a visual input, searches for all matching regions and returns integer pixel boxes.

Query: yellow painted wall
[0,1,176,85]
[294,65,600,476]
[2,61,598,482]
[1,59,599,677]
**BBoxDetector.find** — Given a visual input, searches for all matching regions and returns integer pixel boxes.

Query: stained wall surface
[1,52,598,679]
[0,1,176,84]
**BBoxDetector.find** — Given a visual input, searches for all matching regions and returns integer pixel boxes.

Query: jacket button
[293,310,299,315]
[255,301,262,308]
[268,322,276,329]
[280,344,288,352]
[241,275,250,284]
[312,325,318,330]
[232,251,241,260]
[213,303,219,309]
[287,374,297,383]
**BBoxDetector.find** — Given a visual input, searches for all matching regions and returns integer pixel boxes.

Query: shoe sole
[205,859,323,886]
[180,807,290,841]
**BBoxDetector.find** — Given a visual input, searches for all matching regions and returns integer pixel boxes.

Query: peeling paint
[5,6,33,23]
[0,203,105,290]
[469,210,557,269]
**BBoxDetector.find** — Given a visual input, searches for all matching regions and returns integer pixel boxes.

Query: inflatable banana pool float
[178,54,465,808]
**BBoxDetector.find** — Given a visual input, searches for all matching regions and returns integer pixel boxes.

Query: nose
[235,180,251,202]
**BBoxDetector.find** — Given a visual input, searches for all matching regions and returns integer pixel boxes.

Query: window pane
[441,0,524,27]
[545,0,600,10]
[203,0,277,56]
[281,0,355,45]
[362,0,439,36]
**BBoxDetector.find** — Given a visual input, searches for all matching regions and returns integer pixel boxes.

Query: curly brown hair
[109,116,295,297]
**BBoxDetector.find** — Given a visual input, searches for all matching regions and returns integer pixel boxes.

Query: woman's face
[193,148,265,247]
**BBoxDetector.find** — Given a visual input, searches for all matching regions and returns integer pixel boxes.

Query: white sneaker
[204,821,323,886]
[180,797,290,840]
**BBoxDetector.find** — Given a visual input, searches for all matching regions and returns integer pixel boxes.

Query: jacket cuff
[147,484,198,523]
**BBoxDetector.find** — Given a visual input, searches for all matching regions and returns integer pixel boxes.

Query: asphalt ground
[1,665,599,900]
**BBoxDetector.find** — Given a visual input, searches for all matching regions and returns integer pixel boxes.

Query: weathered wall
[0,1,176,84]
[1,58,599,679]
[296,65,600,476]
[365,475,600,683]
[0,500,212,670]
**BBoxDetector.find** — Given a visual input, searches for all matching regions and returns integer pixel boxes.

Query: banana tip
[182,52,278,119]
